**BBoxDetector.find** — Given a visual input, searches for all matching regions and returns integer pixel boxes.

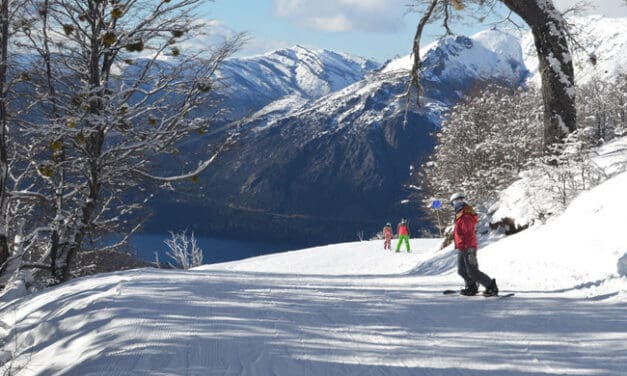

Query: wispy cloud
[179,20,290,57]
[178,19,242,52]
[273,0,409,33]
[237,37,291,57]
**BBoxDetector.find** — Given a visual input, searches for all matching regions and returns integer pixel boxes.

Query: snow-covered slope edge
[200,238,444,275]
[482,169,627,293]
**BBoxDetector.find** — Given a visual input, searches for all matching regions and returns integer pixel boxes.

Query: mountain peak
[380,28,525,81]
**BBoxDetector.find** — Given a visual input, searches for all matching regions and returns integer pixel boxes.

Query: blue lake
[129,233,300,265]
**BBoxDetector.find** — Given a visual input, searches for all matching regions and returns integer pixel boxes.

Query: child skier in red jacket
[383,222,393,250]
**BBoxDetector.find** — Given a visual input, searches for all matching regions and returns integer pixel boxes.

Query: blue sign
[431,200,442,209]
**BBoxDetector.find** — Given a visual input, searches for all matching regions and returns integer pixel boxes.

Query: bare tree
[0,0,10,270]
[1,0,244,286]
[164,229,203,270]
[419,85,544,215]
[0,0,29,280]
[409,0,577,151]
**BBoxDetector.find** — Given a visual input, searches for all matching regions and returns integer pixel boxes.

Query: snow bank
[482,170,627,291]
[492,135,627,228]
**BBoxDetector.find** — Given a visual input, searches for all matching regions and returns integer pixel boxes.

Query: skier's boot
[483,279,499,296]
[460,283,478,296]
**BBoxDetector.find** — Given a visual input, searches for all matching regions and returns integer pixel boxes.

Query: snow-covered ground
[2,166,626,375]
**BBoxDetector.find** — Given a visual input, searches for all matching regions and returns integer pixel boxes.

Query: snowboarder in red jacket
[451,192,498,296]
[383,222,393,250]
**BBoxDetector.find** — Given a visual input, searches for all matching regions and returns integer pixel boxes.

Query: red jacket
[453,204,478,250]
[397,223,409,236]
[383,226,393,239]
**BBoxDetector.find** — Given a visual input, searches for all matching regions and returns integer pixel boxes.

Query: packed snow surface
[2,170,626,375]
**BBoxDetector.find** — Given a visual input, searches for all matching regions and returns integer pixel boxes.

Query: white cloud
[175,19,239,55]
[273,0,627,34]
[311,14,353,32]
[237,37,291,57]
[553,0,627,17]
[273,0,409,33]
[179,20,289,58]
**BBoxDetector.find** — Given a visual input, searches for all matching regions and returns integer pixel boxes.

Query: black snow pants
[457,248,491,288]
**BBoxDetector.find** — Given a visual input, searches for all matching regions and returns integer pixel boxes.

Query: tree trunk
[0,0,10,269]
[54,169,101,282]
[501,0,577,151]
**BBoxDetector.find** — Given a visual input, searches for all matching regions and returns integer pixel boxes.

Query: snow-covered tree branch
[1,0,244,288]
[420,76,624,226]
[419,85,544,214]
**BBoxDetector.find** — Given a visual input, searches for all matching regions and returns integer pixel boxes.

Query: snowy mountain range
[214,45,379,122]
[384,15,627,86]
[147,16,627,247]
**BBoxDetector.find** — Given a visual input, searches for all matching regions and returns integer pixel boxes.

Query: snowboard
[442,289,515,298]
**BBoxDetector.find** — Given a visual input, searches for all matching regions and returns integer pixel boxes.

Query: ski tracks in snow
[3,250,626,375]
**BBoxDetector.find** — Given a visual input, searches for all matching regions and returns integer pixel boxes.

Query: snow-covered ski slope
[2,165,626,376]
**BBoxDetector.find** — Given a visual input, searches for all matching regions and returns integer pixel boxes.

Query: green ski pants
[396,235,410,252]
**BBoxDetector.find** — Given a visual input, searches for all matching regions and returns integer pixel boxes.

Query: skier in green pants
[395,218,410,252]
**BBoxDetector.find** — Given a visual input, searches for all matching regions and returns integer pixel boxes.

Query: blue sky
[198,0,627,62]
